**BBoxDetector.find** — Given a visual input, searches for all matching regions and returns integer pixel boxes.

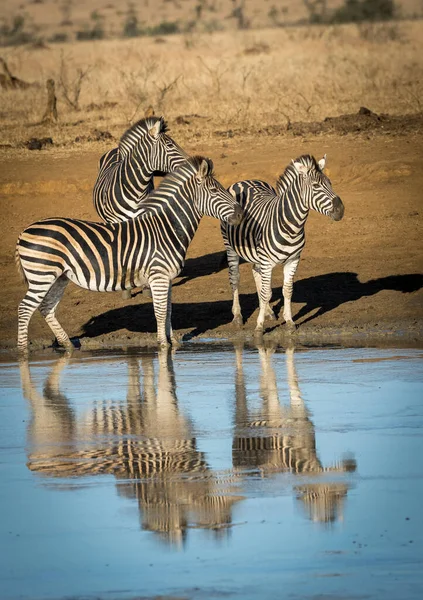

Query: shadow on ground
[80,272,422,341]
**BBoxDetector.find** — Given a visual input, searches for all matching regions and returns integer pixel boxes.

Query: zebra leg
[255,265,273,333]
[252,264,276,321]
[165,282,179,347]
[17,274,61,352]
[122,289,132,300]
[226,246,243,326]
[38,275,73,349]
[282,257,300,331]
[149,276,172,348]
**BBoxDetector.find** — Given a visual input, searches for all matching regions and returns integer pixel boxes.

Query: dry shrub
[0,19,422,146]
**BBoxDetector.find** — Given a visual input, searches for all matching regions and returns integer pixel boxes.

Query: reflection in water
[19,345,357,549]
[232,343,357,523]
[20,352,241,547]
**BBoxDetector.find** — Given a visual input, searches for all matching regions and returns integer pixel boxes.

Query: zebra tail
[15,242,27,285]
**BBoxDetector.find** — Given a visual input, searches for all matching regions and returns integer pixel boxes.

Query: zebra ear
[318,154,327,171]
[148,120,162,140]
[292,160,308,176]
[196,158,210,182]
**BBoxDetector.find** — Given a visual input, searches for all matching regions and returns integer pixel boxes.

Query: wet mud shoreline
[1,319,422,358]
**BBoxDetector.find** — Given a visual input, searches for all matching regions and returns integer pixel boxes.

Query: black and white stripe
[221,154,344,331]
[93,116,188,223]
[233,344,356,479]
[22,351,241,545]
[16,156,243,351]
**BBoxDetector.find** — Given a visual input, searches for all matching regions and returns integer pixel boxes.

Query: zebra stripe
[93,116,188,223]
[16,156,243,351]
[221,154,344,331]
[233,344,356,483]
[21,351,242,545]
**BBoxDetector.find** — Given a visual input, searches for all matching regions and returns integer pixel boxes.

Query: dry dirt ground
[1,122,422,353]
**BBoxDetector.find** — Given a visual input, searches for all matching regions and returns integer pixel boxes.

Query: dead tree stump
[41,78,58,123]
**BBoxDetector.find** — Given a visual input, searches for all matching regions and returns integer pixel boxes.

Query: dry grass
[1,19,423,148]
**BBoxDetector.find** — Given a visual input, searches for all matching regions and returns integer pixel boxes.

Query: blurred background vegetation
[0,0,421,47]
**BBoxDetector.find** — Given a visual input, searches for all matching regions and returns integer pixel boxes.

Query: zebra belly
[65,266,149,292]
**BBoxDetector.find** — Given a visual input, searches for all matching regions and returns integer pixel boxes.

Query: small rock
[26,137,53,150]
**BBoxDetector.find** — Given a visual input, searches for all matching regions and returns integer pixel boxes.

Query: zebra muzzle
[330,196,344,221]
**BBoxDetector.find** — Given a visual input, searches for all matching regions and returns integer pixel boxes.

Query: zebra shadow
[20,351,242,548]
[79,297,241,340]
[279,271,423,326]
[80,271,422,341]
[232,341,357,524]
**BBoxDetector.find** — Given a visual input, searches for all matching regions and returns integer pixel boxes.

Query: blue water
[0,343,422,600]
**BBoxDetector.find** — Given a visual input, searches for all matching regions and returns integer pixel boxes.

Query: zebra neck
[120,146,155,203]
[278,186,309,235]
[139,183,202,249]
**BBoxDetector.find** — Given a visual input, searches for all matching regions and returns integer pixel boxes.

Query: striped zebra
[221,154,344,331]
[93,116,188,223]
[232,343,356,521]
[21,351,242,546]
[16,156,243,352]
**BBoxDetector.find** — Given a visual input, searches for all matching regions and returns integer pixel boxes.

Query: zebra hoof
[285,321,297,333]
[232,315,243,327]
[143,288,152,298]
[52,338,74,351]
[122,290,132,300]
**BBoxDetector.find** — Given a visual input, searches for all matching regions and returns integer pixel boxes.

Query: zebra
[16,156,243,353]
[93,116,188,224]
[232,342,356,522]
[221,154,344,332]
[21,350,242,546]
[93,116,188,300]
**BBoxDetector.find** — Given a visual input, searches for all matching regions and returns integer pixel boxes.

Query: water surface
[1,343,422,600]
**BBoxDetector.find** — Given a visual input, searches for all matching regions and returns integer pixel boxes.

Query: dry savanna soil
[1,113,422,353]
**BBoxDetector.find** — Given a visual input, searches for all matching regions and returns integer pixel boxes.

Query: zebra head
[147,116,188,174]
[291,154,344,221]
[192,157,244,225]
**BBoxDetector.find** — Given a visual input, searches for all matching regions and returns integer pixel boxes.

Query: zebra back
[223,154,343,266]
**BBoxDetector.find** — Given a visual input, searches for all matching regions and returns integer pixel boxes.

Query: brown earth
[1,117,422,354]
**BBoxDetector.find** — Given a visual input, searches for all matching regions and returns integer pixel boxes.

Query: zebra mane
[119,116,168,157]
[134,155,215,220]
[276,154,320,196]
[159,155,215,182]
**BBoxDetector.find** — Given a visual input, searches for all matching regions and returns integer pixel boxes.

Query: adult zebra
[93,116,188,223]
[221,154,344,332]
[16,156,243,352]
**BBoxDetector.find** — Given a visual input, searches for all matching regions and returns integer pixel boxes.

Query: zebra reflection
[232,343,356,523]
[20,352,240,546]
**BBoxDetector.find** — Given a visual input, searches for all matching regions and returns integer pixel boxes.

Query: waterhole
[1,343,422,600]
